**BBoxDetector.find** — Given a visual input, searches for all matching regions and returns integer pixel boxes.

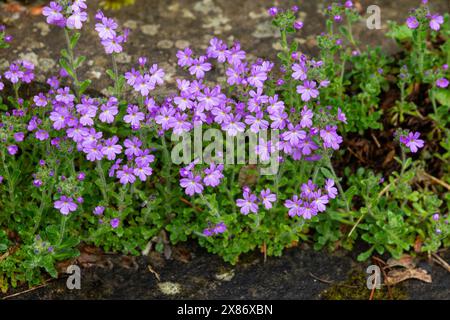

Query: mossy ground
[320,269,408,300]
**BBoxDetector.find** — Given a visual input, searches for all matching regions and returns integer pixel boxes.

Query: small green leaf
[70,32,81,50]
[79,79,92,95]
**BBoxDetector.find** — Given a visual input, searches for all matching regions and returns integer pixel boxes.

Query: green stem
[58,215,69,245]
[64,29,81,100]
[112,54,120,99]
[323,152,350,212]
[1,151,15,216]
[96,161,109,203]
[199,193,221,219]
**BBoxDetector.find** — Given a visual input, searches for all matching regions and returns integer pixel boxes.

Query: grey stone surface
[0,0,448,91]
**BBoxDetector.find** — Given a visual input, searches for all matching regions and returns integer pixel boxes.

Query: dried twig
[2,280,52,300]
[346,147,366,163]
[309,272,334,284]
[148,265,161,282]
[432,253,450,273]
[421,172,450,191]
[179,197,203,212]
[371,133,381,149]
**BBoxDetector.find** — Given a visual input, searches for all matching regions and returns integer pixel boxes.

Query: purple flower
[101,35,124,54]
[54,196,77,215]
[42,2,64,26]
[0,176,3,184]
[189,56,212,79]
[7,145,18,155]
[294,21,304,30]
[95,17,118,40]
[320,125,342,150]
[337,108,347,123]
[123,136,142,158]
[311,190,329,212]
[93,206,105,215]
[77,172,86,181]
[284,195,302,217]
[268,7,278,16]
[325,179,338,199]
[33,179,43,188]
[14,132,25,142]
[84,144,104,161]
[123,105,145,128]
[429,14,444,31]
[300,107,313,128]
[116,165,136,185]
[33,93,48,107]
[66,10,88,30]
[236,191,259,215]
[203,163,224,187]
[406,16,419,29]
[432,213,440,221]
[180,173,204,196]
[299,202,318,219]
[102,136,123,160]
[296,80,319,102]
[292,63,307,81]
[260,189,276,209]
[283,123,307,145]
[176,47,193,67]
[4,64,24,84]
[133,164,153,181]
[35,130,49,141]
[400,131,424,153]
[212,222,227,234]
[110,218,120,229]
[436,77,449,88]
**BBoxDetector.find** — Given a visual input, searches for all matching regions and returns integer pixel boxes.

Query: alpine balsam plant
[0,0,448,291]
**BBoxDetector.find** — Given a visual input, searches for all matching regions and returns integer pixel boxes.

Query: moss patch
[320,270,408,300]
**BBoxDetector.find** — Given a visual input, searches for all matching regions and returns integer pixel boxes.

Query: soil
[1,243,449,300]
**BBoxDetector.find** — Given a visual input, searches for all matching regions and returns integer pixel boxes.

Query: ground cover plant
[0,0,449,292]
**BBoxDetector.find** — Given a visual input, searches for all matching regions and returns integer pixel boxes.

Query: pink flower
[54,196,78,215]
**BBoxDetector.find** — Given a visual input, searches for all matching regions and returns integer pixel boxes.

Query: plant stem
[199,193,221,219]
[1,150,15,217]
[96,161,109,203]
[111,54,120,99]
[58,215,69,245]
[64,29,81,100]
[323,152,350,212]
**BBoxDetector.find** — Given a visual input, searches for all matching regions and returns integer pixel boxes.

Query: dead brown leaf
[386,254,417,269]
[384,268,432,285]
[382,149,396,167]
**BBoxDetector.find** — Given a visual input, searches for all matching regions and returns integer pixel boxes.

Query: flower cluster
[405,1,444,31]
[284,179,337,219]
[236,187,277,214]
[95,10,129,54]
[125,58,165,97]
[179,160,224,196]
[4,60,35,85]
[43,0,88,30]
[0,25,13,48]
[202,222,227,237]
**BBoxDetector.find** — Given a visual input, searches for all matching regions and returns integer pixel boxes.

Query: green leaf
[59,58,76,80]
[106,69,116,81]
[79,79,92,95]
[434,89,450,107]
[387,23,413,41]
[74,56,86,69]
[357,246,374,261]
[320,167,334,180]
[70,32,81,50]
